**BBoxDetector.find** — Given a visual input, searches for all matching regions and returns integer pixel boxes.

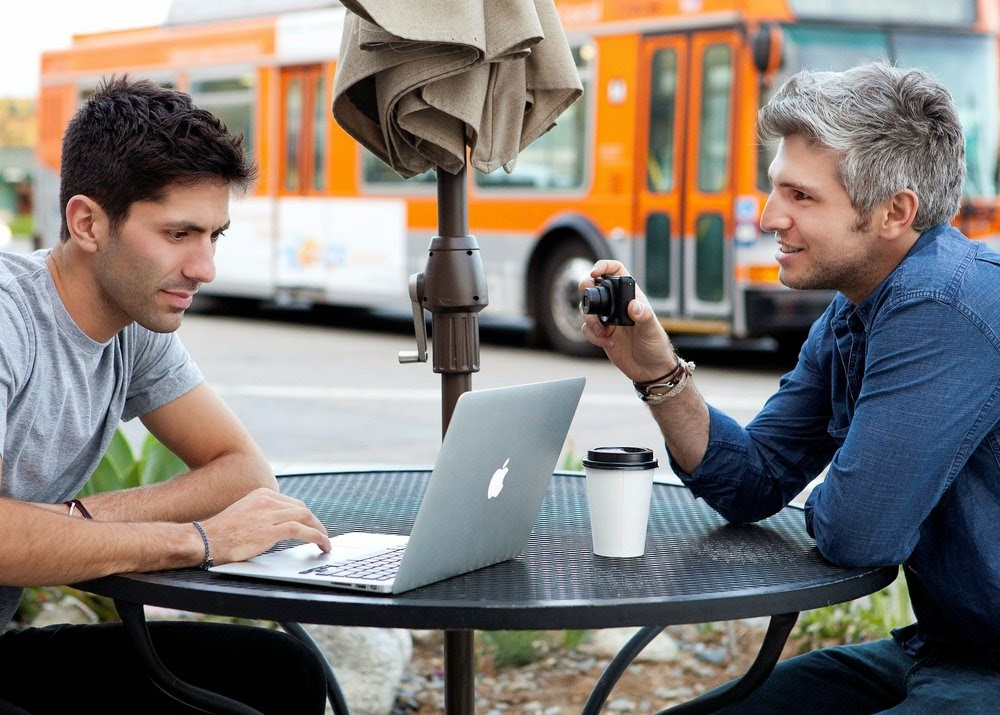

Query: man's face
[93,180,230,335]
[761,134,886,304]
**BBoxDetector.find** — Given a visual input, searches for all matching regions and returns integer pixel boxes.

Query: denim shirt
[671,223,1000,654]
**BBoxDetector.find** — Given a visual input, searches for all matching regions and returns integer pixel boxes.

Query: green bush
[560,447,583,472]
[792,576,913,653]
[8,214,34,238]
[480,630,588,669]
[76,429,187,497]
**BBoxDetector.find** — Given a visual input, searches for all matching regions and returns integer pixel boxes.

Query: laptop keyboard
[298,545,406,582]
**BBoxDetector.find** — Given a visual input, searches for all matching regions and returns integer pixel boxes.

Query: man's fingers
[282,523,332,553]
[590,259,628,278]
[582,318,615,349]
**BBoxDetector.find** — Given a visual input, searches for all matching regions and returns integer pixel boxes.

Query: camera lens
[581,284,612,316]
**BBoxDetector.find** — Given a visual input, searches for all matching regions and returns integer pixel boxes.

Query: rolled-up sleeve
[671,294,1000,570]
[669,317,841,525]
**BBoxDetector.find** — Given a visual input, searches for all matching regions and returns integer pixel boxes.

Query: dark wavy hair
[58,75,258,241]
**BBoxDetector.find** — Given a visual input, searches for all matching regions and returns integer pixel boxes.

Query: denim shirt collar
[834,222,949,322]
[829,224,951,407]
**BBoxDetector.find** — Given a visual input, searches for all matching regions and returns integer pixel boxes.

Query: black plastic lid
[582,446,658,470]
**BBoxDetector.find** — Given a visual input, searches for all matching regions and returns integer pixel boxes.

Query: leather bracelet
[64,499,93,520]
[633,358,696,404]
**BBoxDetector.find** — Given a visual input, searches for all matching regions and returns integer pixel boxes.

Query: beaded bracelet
[192,521,215,570]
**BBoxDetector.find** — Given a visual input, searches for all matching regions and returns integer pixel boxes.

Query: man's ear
[880,189,919,240]
[64,195,107,254]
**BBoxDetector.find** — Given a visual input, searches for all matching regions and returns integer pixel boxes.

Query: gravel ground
[391,619,799,713]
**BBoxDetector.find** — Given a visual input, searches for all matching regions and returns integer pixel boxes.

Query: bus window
[645,212,672,298]
[756,27,886,191]
[284,76,304,191]
[362,150,435,185]
[755,26,999,201]
[695,213,725,302]
[895,32,998,198]
[787,0,976,26]
[775,26,887,77]
[312,71,327,192]
[281,66,329,194]
[696,44,732,192]
[361,44,591,191]
[647,49,678,193]
[189,72,255,158]
[475,45,591,191]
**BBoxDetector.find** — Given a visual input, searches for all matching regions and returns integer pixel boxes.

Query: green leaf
[77,430,136,496]
[78,428,185,496]
[102,428,137,477]
[137,433,187,486]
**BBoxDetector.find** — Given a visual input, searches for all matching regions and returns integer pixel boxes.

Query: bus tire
[536,242,603,357]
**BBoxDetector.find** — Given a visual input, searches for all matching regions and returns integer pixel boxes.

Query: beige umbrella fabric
[333,0,583,178]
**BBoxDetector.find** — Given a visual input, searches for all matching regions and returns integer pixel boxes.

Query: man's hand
[580,260,677,382]
[197,488,331,565]
[580,260,710,474]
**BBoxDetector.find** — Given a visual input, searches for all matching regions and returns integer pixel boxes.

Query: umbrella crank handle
[399,272,428,364]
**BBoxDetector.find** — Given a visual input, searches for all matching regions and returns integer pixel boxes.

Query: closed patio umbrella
[334,0,581,178]
[332,2,581,712]
[333,0,582,427]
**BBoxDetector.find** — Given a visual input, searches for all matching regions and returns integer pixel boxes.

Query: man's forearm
[80,452,276,523]
[646,382,711,474]
[0,499,204,587]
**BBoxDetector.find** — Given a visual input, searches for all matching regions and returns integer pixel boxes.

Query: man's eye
[211,231,226,244]
[792,190,811,201]
[169,231,187,241]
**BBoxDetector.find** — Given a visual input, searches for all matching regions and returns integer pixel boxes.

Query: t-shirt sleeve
[0,290,33,459]
[121,327,204,421]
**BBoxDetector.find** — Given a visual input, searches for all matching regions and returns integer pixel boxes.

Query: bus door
[276,64,333,297]
[638,31,738,333]
[279,65,328,196]
[276,64,407,305]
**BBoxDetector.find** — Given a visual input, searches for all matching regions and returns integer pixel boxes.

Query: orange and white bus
[34,0,1000,355]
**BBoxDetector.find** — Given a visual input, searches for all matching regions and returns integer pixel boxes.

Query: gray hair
[757,62,965,232]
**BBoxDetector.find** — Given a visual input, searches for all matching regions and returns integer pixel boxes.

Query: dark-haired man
[0,77,331,713]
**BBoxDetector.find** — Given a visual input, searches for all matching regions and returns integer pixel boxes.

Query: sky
[1,1,173,98]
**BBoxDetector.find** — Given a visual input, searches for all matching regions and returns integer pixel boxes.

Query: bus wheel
[536,243,602,357]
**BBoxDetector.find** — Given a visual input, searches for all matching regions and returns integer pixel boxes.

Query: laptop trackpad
[236,533,409,571]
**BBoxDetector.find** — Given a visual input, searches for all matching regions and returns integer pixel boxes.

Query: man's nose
[759,194,791,233]
[184,239,216,284]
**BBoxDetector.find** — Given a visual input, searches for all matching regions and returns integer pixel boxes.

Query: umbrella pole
[426,164,487,432]
[427,163,485,714]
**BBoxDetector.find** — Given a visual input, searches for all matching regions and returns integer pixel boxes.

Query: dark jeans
[0,621,328,714]
[720,638,1000,714]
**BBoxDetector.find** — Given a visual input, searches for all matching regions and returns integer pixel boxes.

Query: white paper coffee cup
[583,446,657,558]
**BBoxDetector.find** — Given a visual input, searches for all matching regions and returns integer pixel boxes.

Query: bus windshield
[757,25,999,201]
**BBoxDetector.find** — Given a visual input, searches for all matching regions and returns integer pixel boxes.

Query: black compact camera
[581,275,635,326]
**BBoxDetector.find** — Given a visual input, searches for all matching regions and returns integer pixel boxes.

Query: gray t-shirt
[0,250,204,629]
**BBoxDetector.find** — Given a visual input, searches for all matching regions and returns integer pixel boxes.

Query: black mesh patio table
[76,470,897,714]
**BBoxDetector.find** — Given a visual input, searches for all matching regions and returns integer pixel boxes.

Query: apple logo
[487,458,510,499]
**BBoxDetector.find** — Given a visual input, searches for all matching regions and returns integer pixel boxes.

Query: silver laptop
[210,377,585,594]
